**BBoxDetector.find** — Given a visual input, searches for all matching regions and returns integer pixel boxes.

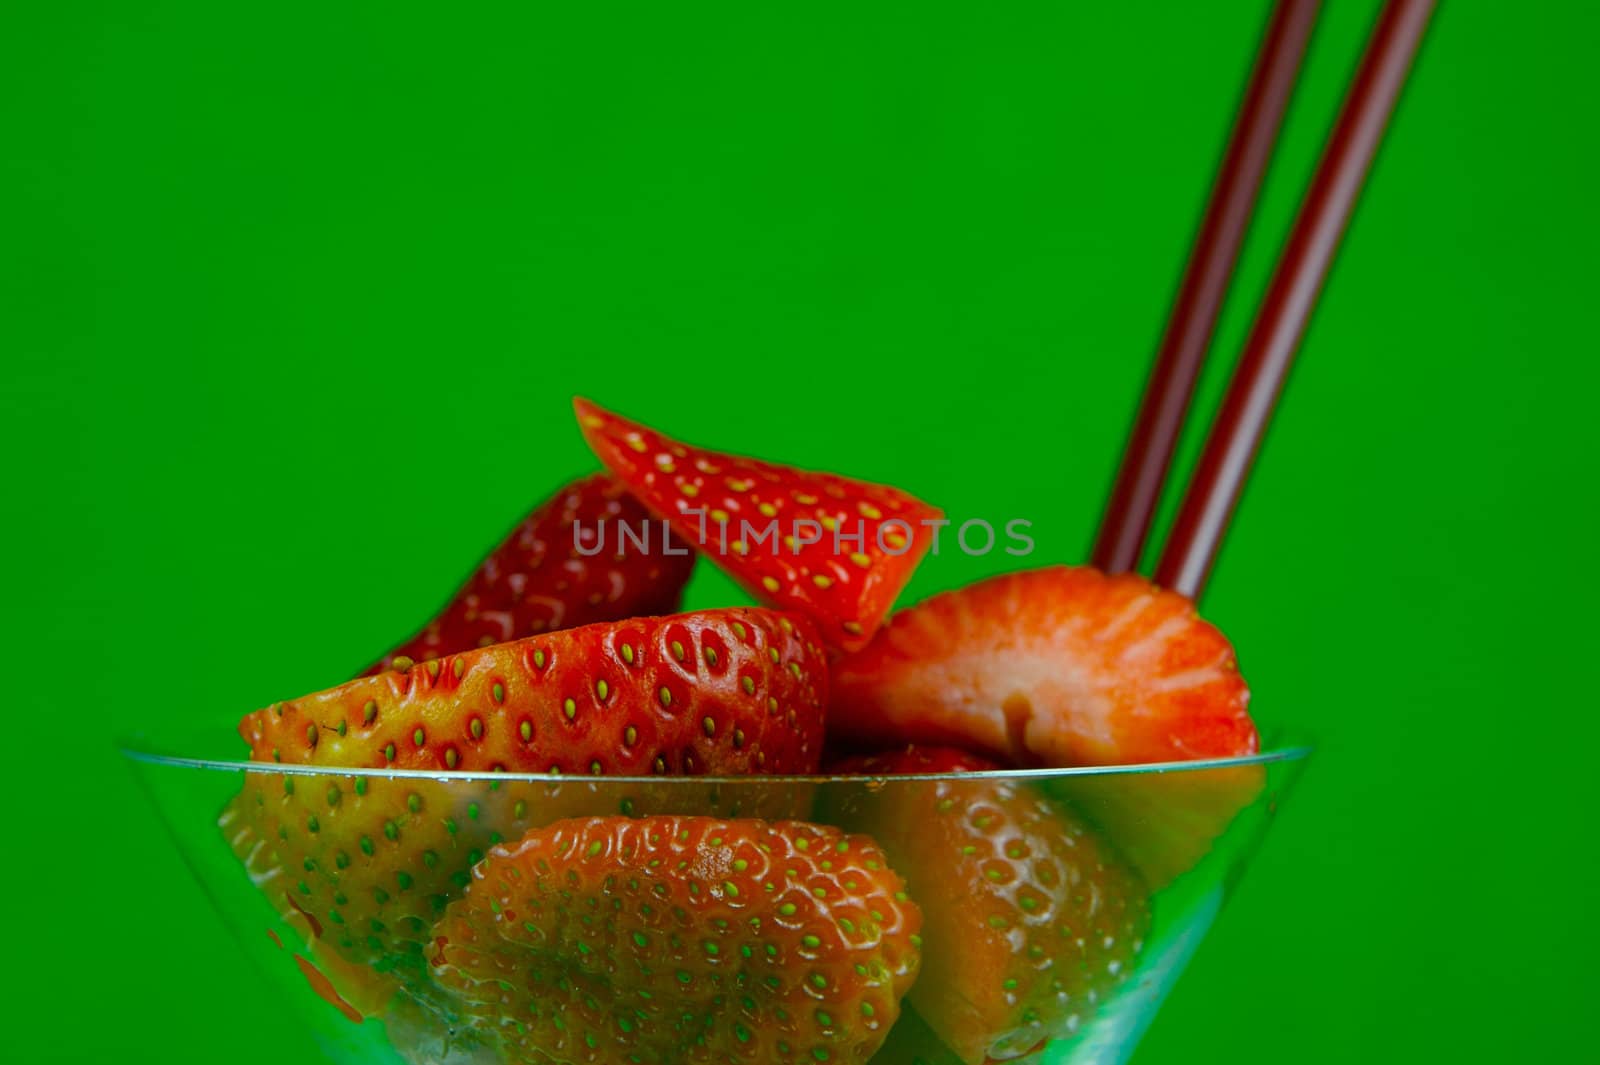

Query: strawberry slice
[824,747,1150,1065]
[429,815,922,1065]
[244,607,828,776]
[366,473,694,675]
[225,608,829,993]
[828,565,1256,767]
[574,398,941,652]
[222,775,485,1001]
[829,566,1262,886]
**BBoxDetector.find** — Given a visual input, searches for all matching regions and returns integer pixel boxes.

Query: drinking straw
[1154,0,1436,598]
[1092,0,1322,575]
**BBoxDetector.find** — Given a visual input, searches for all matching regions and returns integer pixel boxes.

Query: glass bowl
[125,730,1309,1065]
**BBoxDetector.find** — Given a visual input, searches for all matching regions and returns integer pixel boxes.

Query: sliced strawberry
[366,473,694,675]
[243,607,828,777]
[430,815,922,1065]
[828,566,1256,767]
[225,608,829,993]
[574,398,941,652]
[221,772,487,997]
[823,747,1149,1065]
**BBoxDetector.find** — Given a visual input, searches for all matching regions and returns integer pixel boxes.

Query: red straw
[1092,0,1322,575]
[1155,0,1436,598]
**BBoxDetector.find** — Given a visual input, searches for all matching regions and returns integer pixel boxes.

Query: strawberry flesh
[574,398,941,652]
[824,747,1150,1065]
[829,565,1257,767]
[430,815,922,1065]
[367,473,693,675]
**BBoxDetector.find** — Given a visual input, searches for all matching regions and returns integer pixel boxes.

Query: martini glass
[126,730,1308,1064]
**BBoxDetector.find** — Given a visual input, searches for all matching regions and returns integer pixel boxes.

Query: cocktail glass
[126,730,1308,1064]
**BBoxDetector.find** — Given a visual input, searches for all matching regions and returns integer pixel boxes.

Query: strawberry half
[828,565,1256,767]
[574,398,941,652]
[823,747,1150,1065]
[222,774,488,998]
[224,608,829,991]
[429,815,923,1065]
[366,473,694,675]
[244,607,828,776]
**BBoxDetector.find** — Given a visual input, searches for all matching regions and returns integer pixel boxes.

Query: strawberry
[223,771,520,996]
[366,473,694,675]
[823,747,1150,1065]
[223,608,829,994]
[429,815,923,1065]
[827,566,1262,886]
[828,566,1256,767]
[243,607,828,776]
[574,398,941,653]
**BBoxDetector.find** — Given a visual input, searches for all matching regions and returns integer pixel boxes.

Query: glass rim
[119,734,1312,786]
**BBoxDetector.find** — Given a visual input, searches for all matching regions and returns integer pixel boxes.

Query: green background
[4,1,1597,1061]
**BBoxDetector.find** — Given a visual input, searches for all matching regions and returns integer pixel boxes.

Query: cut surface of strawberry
[824,747,1149,1065]
[829,566,1257,767]
[430,815,922,1065]
[574,398,941,652]
[367,473,694,675]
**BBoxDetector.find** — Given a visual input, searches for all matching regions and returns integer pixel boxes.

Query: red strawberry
[574,398,941,652]
[430,815,923,1065]
[829,566,1262,887]
[828,566,1256,767]
[245,607,828,776]
[225,608,829,994]
[823,747,1150,1065]
[367,473,694,675]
